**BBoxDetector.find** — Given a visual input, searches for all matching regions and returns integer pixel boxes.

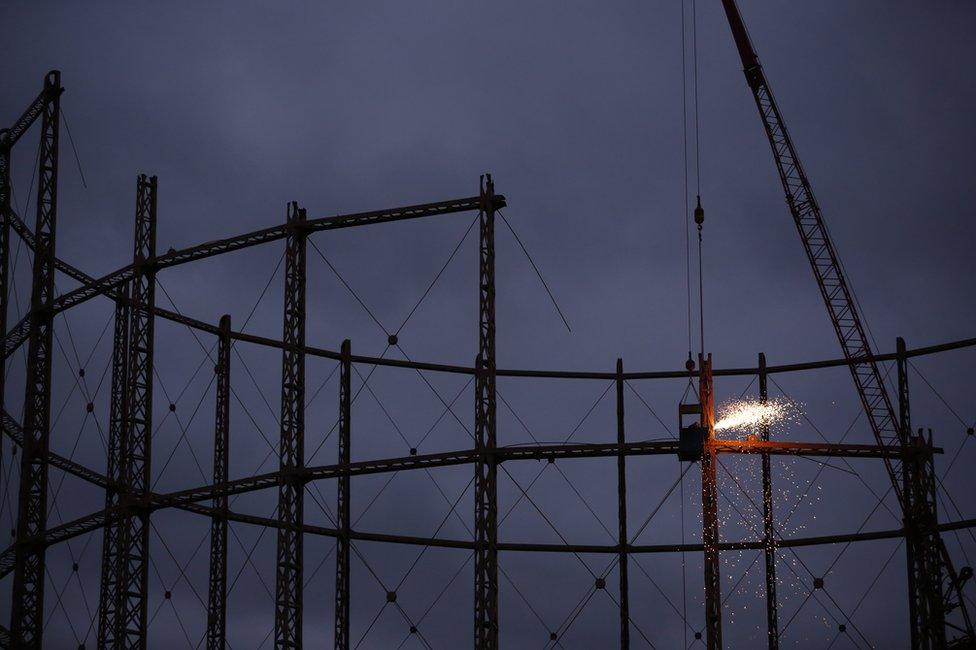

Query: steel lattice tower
[9,69,61,650]
[274,202,307,649]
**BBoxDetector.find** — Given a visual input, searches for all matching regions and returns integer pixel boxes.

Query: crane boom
[718,1,973,646]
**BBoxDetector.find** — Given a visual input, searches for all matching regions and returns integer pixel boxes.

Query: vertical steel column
[899,337,921,649]
[274,202,307,650]
[916,431,953,647]
[0,130,10,468]
[335,339,352,650]
[699,353,722,650]
[207,315,232,650]
[115,174,158,649]
[474,174,498,649]
[615,359,629,650]
[9,70,61,649]
[98,285,130,648]
[898,336,954,648]
[758,353,778,648]
[0,132,11,554]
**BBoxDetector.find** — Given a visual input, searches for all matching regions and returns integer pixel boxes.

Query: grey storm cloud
[2,1,975,647]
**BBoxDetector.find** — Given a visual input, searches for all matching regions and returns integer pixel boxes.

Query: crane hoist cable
[691,0,705,359]
[681,0,706,376]
[677,5,694,647]
[695,194,704,357]
[677,2,705,646]
[681,0,693,374]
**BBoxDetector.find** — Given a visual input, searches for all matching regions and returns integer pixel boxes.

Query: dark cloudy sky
[2,1,975,647]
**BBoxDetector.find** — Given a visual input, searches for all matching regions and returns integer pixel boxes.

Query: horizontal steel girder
[0,414,959,577]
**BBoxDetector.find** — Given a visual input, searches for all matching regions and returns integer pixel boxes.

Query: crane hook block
[694,195,705,226]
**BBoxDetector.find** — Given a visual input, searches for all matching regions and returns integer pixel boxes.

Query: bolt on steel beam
[274,202,307,649]
[9,70,61,650]
[474,174,499,649]
[207,315,232,650]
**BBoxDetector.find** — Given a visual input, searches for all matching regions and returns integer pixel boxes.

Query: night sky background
[2,1,975,647]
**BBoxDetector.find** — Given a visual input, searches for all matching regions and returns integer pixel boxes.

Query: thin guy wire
[60,107,87,189]
[395,213,478,336]
[498,210,571,332]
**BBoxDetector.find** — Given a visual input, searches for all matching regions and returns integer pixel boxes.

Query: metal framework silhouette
[0,71,974,650]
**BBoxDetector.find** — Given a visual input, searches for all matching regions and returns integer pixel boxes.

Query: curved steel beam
[0,432,950,578]
[3,196,973,379]
[3,195,495,358]
[4,491,973,580]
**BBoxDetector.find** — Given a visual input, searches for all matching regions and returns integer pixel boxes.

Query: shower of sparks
[713,397,799,438]
[687,394,820,638]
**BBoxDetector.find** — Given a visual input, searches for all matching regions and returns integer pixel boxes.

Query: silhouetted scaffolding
[1,71,974,650]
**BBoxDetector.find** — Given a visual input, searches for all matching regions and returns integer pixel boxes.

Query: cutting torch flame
[713,399,787,433]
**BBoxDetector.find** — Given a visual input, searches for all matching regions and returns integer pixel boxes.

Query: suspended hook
[694,194,705,230]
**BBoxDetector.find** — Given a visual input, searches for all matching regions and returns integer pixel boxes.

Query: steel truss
[0,71,973,649]
[335,339,351,650]
[206,315,232,649]
[0,129,11,650]
[615,359,630,649]
[8,69,61,650]
[275,202,307,649]
[114,173,158,649]
[97,285,130,647]
[474,174,499,648]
